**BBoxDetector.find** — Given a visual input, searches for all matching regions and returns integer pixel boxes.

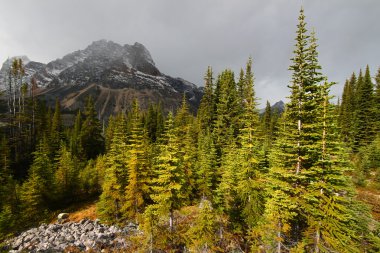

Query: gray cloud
[0,0,379,106]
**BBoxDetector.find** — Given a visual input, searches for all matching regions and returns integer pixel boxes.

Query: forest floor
[50,190,380,224]
[357,187,380,221]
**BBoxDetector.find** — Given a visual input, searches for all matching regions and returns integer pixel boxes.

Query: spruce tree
[50,98,63,155]
[55,143,78,202]
[186,199,218,252]
[237,68,245,105]
[20,137,53,222]
[19,171,45,223]
[347,73,357,145]
[70,110,83,158]
[0,136,17,236]
[302,82,369,252]
[79,156,106,196]
[354,65,375,148]
[213,69,240,156]
[150,112,185,231]
[123,99,150,221]
[198,67,215,130]
[374,67,380,134]
[215,141,241,226]
[80,96,104,160]
[262,101,272,144]
[105,115,116,151]
[195,129,217,199]
[255,8,370,252]
[339,78,355,144]
[28,136,55,204]
[97,113,129,222]
[235,58,264,230]
[257,8,323,250]
[175,96,197,202]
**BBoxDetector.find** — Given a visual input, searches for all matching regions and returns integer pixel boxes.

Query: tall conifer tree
[258,8,324,250]
[213,70,240,155]
[235,58,264,230]
[151,112,185,231]
[255,8,370,252]
[97,113,128,222]
[198,67,215,130]
[354,65,375,148]
[80,96,104,160]
[123,99,150,221]
[373,68,380,134]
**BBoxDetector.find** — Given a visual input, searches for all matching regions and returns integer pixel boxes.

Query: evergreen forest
[1,8,380,252]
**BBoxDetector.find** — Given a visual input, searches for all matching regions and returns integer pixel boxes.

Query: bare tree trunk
[149,227,153,253]
[277,222,282,253]
[169,210,174,232]
[315,228,320,253]
[296,118,301,175]
[13,80,16,117]
[7,71,12,114]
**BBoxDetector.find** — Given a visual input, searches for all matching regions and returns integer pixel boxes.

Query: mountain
[259,100,285,114]
[271,100,285,113]
[0,40,203,119]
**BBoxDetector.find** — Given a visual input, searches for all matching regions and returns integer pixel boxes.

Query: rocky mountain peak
[85,39,125,58]
[259,100,285,114]
[128,42,155,66]
[0,40,203,119]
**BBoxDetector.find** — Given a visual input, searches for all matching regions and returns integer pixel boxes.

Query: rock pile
[6,219,137,252]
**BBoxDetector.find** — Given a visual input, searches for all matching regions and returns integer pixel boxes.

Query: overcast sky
[0,0,379,106]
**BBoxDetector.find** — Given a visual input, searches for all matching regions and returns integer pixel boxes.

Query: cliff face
[0,40,203,118]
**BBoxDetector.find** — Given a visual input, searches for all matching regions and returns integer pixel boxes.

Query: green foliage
[373,68,380,134]
[195,129,217,199]
[186,199,218,252]
[70,110,83,158]
[198,66,215,130]
[123,99,151,221]
[50,98,63,156]
[79,159,103,196]
[151,112,185,227]
[54,143,79,203]
[175,96,198,203]
[97,113,129,223]
[353,66,375,149]
[28,137,55,204]
[213,69,240,155]
[19,172,45,222]
[80,96,105,160]
[256,8,369,252]
[354,135,380,188]
[0,205,16,238]
[144,103,164,143]
[216,145,239,213]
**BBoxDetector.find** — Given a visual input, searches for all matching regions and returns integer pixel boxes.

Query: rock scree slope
[5,218,138,252]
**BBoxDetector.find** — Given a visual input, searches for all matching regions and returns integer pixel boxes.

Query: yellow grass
[68,204,97,222]
[51,200,98,224]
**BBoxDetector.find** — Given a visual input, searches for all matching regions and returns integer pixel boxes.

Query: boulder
[57,213,69,220]
[57,212,69,223]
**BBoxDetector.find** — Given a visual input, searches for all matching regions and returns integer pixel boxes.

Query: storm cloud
[0,0,379,105]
